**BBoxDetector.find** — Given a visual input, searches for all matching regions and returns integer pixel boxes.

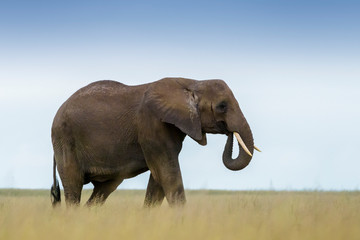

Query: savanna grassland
[0,189,359,240]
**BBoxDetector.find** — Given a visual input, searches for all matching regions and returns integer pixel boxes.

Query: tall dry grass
[0,189,359,240]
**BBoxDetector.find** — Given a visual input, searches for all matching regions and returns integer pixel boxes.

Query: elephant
[50,77,259,207]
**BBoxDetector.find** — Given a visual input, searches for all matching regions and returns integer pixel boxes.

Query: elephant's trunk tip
[222,130,254,171]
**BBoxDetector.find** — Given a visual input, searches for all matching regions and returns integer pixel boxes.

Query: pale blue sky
[1,0,359,190]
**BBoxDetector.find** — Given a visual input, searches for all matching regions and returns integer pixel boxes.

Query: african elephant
[50,77,259,207]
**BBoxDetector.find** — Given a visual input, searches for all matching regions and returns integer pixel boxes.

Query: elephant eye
[216,101,227,113]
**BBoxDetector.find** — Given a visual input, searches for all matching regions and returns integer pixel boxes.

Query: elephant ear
[144,78,203,141]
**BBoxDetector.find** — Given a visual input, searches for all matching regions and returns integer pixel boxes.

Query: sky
[0,0,359,190]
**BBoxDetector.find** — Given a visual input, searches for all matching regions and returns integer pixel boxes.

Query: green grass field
[0,189,359,240]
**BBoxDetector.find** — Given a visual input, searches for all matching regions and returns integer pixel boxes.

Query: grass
[0,189,359,240]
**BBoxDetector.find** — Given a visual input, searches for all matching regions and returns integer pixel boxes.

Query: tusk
[234,132,252,157]
[254,145,262,152]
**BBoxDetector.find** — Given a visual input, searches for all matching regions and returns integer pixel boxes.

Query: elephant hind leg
[56,148,84,207]
[86,178,123,207]
[61,167,84,206]
[63,182,83,207]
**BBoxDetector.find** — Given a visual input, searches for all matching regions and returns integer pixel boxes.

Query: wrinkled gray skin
[51,78,254,207]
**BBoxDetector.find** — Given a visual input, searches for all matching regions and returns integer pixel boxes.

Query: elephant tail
[51,156,61,207]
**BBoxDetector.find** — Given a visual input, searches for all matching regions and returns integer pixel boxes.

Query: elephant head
[144,77,258,171]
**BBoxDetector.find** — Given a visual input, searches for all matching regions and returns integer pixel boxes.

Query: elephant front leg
[151,165,186,207]
[162,172,186,207]
[144,173,165,207]
[143,152,186,207]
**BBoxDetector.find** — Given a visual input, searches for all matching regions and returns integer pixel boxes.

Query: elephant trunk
[222,118,254,171]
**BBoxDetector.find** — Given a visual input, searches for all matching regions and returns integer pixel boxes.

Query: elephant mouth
[206,121,261,155]
[216,122,260,157]
[216,121,231,135]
